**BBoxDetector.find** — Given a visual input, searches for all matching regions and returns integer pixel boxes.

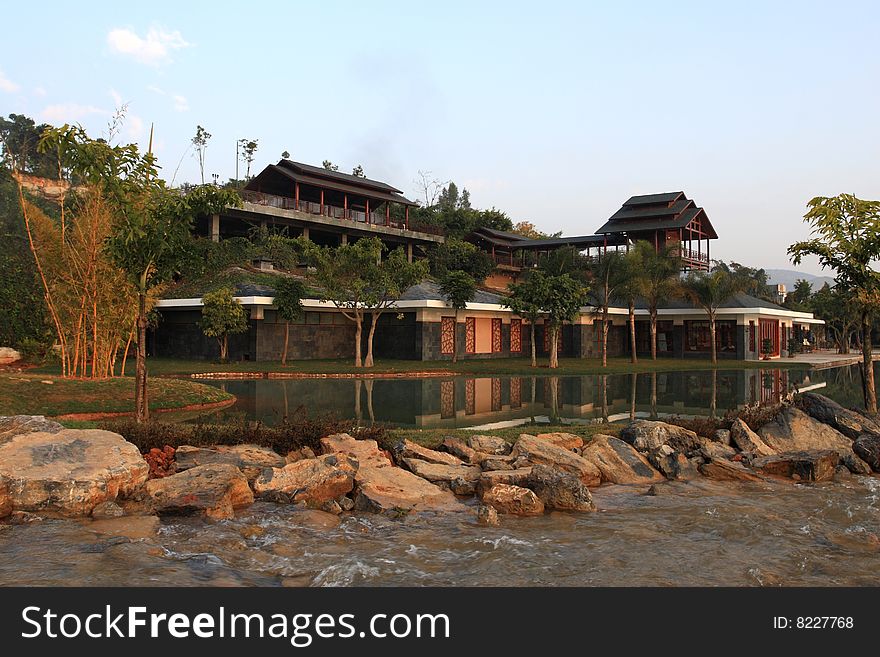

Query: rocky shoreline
[1,392,879,529]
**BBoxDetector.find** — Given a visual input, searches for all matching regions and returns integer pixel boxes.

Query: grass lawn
[34,355,808,378]
[0,374,234,419]
[387,422,623,449]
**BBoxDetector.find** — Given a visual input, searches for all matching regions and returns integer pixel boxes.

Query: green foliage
[192,125,211,184]
[679,269,745,315]
[713,261,773,300]
[322,160,339,171]
[543,273,589,328]
[238,138,258,179]
[274,277,307,323]
[438,270,477,311]
[200,287,248,338]
[429,238,493,280]
[633,241,682,311]
[810,283,858,351]
[505,271,549,323]
[0,113,57,177]
[417,181,513,237]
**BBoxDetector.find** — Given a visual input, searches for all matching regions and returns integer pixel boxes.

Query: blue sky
[2,1,878,275]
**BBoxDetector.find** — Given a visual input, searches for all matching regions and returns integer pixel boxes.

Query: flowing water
[2,477,879,586]
[2,363,878,587]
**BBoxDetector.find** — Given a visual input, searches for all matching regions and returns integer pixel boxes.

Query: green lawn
[0,374,234,418]
[34,355,808,378]
[388,423,623,449]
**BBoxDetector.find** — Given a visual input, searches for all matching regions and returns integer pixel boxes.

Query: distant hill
[765,269,835,290]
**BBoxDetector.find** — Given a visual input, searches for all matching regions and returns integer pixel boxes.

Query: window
[510,319,522,353]
[749,321,756,352]
[441,317,455,355]
[492,318,502,353]
[466,317,476,354]
[685,320,736,352]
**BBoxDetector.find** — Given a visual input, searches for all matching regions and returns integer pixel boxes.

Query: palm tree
[633,241,681,360]
[679,268,745,363]
[613,247,645,364]
[587,250,624,367]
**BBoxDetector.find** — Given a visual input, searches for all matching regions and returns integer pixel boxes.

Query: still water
[196,365,869,429]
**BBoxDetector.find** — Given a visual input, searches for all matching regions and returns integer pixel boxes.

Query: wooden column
[405,206,410,229]
[344,194,348,219]
[340,233,348,246]
[210,214,220,242]
[366,199,370,224]
[385,203,390,226]
[295,183,300,210]
[301,226,310,240]
[319,189,324,215]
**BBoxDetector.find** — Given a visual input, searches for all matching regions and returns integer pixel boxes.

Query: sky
[1,1,878,275]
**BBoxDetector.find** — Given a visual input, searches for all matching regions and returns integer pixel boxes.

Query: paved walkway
[785,349,880,370]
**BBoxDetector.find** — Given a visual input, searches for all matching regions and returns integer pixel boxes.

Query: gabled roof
[595,192,717,239]
[469,226,627,250]
[245,160,417,206]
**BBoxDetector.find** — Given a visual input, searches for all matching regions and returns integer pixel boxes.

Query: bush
[103,407,386,455]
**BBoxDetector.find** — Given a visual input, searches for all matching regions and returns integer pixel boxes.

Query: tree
[810,283,857,354]
[281,150,290,159]
[274,277,306,365]
[786,278,813,310]
[586,251,625,367]
[789,194,880,414]
[614,248,645,364]
[714,261,773,300]
[238,139,258,179]
[201,287,249,361]
[299,237,427,368]
[505,271,549,367]
[106,182,241,422]
[512,221,547,239]
[438,270,476,364]
[679,268,745,363]
[633,241,681,360]
[351,164,365,178]
[414,170,446,207]
[0,113,56,177]
[542,273,589,369]
[322,160,339,171]
[429,238,493,282]
[192,126,211,185]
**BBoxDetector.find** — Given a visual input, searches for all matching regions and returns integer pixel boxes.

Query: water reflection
[198,365,870,430]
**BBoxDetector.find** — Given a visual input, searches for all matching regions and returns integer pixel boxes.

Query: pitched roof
[469,226,627,250]
[595,192,717,239]
[631,292,787,311]
[278,160,403,194]
[397,281,504,305]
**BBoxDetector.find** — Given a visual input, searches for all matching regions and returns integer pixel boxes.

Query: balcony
[240,190,444,236]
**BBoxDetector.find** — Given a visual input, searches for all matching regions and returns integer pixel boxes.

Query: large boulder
[758,407,862,471]
[0,478,11,518]
[729,418,775,456]
[397,440,465,466]
[535,432,584,451]
[511,434,601,486]
[796,393,880,440]
[853,434,880,472]
[400,458,482,490]
[253,453,358,506]
[175,444,285,482]
[650,449,699,481]
[145,463,253,520]
[699,458,763,482]
[0,347,21,365]
[321,434,463,514]
[523,464,595,511]
[442,437,479,463]
[477,468,533,495]
[482,484,544,516]
[0,415,64,444]
[619,420,706,455]
[580,435,664,485]
[467,435,511,455]
[480,455,517,471]
[0,429,148,517]
[751,450,838,482]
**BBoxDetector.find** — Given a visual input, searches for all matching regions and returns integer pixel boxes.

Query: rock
[293,509,341,530]
[841,452,872,475]
[398,440,465,466]
[8,511,42,524]
[0,415,64,444]
[0,347,22,365]
[0,429,149,517]
[144,446,176,478]
[477,468,533,495]
[285,446,317,463]
[712,429,732,446]
[87,515,159,540]
[441,437,478,463]
[833,465,853,481]
[476,504,500,525]
[650,451,699,481]
[91,500,124,519]
[320,499,343,515]
[481,456,516,471]
[730,418,775,456]
[511,434,601,486]
[467,435,511,455]
[512,456,531,469]
[337,495,355,511]
[580,435,664,484]
[482,484,544,516]
[400,458,482,488]
[853,434,880,472]
[523,464,595,511]
[700,441,739,461]
[645,483,674,496]
[619,420,706,455]
[322,434,462,514]
[699,459,763,482]
[796,392,880,440]
[0,477,10,518]
[449,476,477,496]
[145,463,253,520]
[535,432,584,451]
[175,444,285,482]
[253,453,357,506]
[759,407,854,456]
[751,450,838,482]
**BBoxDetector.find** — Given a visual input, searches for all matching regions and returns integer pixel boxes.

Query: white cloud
[33,86,47,97]
[0,68,20,93]
[107,26,191,66]
[40,103,107,123]
[172,94,189,112]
